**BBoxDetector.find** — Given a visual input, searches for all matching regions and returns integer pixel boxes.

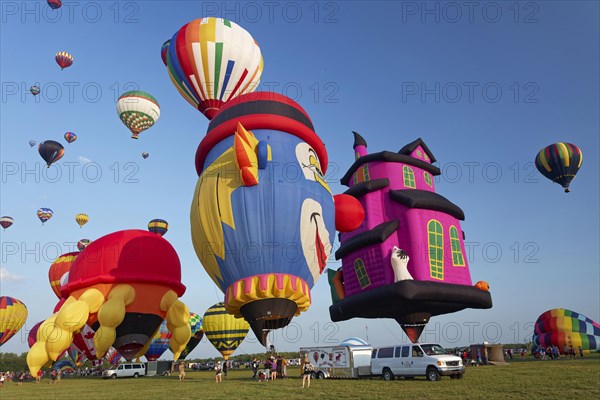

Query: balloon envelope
[533,308,600,353]
[49,252,78,298]
[64,132,77,143]
[148,219,168,236]
[116,91,160,139]
[29,140,37,147]
[55,51,73,69]
[30,86,40,96]
[75,213,88,228]
[142,152,149,159]
[175,312,203,360]
[38,140,64,167]
[0,216,14,230]
[37,208,54,224]
[165,17,263,119]
[161,40,169,66]
[202,303,249,360]
[47,0,62,9]
[144,320,172,361]
[0,296,28,346]
[77,239,91,251]
[535,142,582,193]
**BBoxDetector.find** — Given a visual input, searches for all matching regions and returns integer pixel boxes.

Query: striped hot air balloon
[164,17,263,120]
[64,132,77,144]
[202,302,249,360]
[160,40,170,67]
[532,308,600,354]
[75,213,88,228]
[38,140,64,167]
[49,252,78,298]
[116,91,160,139]
[148,219,168,236]
[55,51,74,70]
[0,216,14,230]
[535,142,583,193]
[143,320,172,361]
[37,208,54,225]
[0,296,28,346]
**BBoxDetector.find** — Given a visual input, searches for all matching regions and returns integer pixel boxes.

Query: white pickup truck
[371,343,464,381]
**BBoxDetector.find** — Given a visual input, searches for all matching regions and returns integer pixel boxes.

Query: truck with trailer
[299,338,373,379]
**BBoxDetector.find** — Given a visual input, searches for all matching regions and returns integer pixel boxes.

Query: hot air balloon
[202,303,249,360]
[104,347,122,366]
[28,321,44,348]
[67,345,87,367]
[116,91,160,139]
[160,40,169,67]
[191,93,336,345]
[37,208,54,225]
[77,239,91,251]
[535,143,583,193]
[49,252,78,298]
[175,313,203,360]
[164,17,264,120]
[27,230,192,376]
[30,86,40,96]
[148,219,168,236]
[47,0,62,10]
[64,132,77,144]
[75,213,88,228]
[0,296,28,346]
[142,152,149,159]
[140,320,172,361]
[29,140,37,147]
[532,308,600,354]
[55,51,73,70]
[327,133,492,343]
[0,216,14,230]
[38,140,64,167]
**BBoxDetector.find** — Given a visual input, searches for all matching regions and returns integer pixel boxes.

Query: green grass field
[1,358,598,400]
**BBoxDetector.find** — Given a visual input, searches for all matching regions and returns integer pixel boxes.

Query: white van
[102,363,146,379]
[371,343,464,381]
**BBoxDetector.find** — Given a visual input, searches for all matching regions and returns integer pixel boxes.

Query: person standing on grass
[301,357,313,388]
[282,356,287,379]
[36,369,42,383]
[251,358,258,379]
[579,347,584,358]
[179,362,186,382]
[215,361,223,383]
[223,361,228,378]
[270,357,278,380]
[0,372,4,388]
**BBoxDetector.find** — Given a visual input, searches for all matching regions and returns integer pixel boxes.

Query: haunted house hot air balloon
[535,142,582,193]
[190,92,336,345]
[327,132,492,343]
[164,17,264,120]
[26,230,192,376]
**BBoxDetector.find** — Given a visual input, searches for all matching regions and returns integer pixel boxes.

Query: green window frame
[354,258,370,288]
[427,220,444,280]
[450,226,465,266]
[424,172,432,187]
[403,166,416,188]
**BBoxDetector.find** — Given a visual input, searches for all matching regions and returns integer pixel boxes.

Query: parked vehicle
[102,363,146,379]
[371,343,464,381]
[146,361,173,376]
[300,338,373,379]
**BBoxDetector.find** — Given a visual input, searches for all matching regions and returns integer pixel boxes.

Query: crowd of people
[250,355,290,382]
[532,345,585,360]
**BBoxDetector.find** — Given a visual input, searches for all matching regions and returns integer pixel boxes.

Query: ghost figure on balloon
[27,230,191,376]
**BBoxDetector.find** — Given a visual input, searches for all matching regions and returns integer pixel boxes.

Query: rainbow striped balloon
[533,308,600,353]
[164,17,263,120]
[202,302,249,360]
[535,142,582,193]
[144,320,172,361]
[0,296,28,346]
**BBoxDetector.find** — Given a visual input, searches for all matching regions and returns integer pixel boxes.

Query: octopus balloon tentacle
[161,290,191,359]
[94,284,136,357]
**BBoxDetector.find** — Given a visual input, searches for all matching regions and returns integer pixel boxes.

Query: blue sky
[1,1,598,359]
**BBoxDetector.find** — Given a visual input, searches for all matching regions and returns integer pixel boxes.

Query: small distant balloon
[55,51,73,70]
[75,213,88,228]
[64,132,77,144]
[47,0,62,9]
[37,208,53,225]
[161,40,170,67]
[148,219,168,236]
[535,142,583,193]
[0,216,14,230]
[29,140,36,147]
[142,152,149,159]
[30,86,40,96]
[38,140,64,167]
[77,239,91,251]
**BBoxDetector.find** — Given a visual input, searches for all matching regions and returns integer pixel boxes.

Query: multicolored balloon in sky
[37,208,53,225]
[0,216,14,230]
[142,152,149,159]
[38,140,64,167]
[30,86,40,96]
[0,296,28,347]
[533,308,600,353]
[47,0,62,10]
[164,17,263,120]
[116,91,161,139]
[148,219,168,236]
[141,320,172,361]
[64,132,77,144]
[29,140,37,147]
[190,92,335,345]
[202,303,249,360]
[27,230,192,376]
[535,142,582,193]
[55,51,73,70]
[77,239,91,252]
